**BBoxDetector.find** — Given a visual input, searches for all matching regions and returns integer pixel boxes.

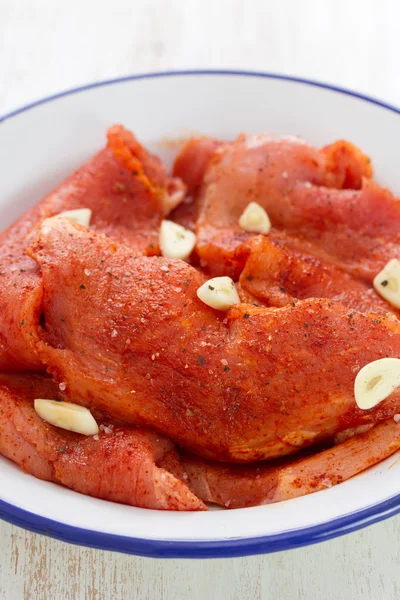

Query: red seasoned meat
[0,125,185,370]
[0,372,204,510]
[29,217,400,462]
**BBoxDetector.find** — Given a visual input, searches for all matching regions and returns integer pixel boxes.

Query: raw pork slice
[177,419,400,508]
[0,125,185,370]
[173,134,400,282]
[29,217,400,462]
[0,372,204,510]
[238,236,397,317]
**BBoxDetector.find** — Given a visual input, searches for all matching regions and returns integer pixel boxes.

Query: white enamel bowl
[1,71,400,558]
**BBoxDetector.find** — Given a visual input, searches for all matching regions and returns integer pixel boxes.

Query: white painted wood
[1,0,400,597]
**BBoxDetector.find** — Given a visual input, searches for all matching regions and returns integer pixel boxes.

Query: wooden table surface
[1,1,400,598]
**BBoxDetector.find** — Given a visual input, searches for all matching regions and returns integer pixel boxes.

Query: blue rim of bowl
[2,492,400,559]
[2,69,400,123]
[1,69,400,558]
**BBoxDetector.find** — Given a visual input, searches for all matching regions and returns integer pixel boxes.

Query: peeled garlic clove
[159,220,196,260]
[34,399,99,436]
[354,358,400,410]
[57,208,92,227]
[373,259,400,308]
[197,276,240,311]
[239,202,271,234]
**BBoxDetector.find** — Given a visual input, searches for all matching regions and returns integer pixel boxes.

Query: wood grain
[1,0,400,598]
[1,517,400,599]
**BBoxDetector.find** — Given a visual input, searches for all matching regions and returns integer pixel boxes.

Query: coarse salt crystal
[111,329,118,338]
[84,269,91,276]
[304,181,312,189]
[160,265,169,272]
[221,359,228,366]
[59,382,66,391]
[394,414,400,423]
[100,424,113,434]
[321,478,333,488]
[93,434,99,441]
[282,171,288,179]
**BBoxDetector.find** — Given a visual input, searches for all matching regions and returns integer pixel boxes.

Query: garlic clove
[159,220,196,260]
[197,276,240,311]
[354,358,400,410]
[239,202,271,234]
[34,399,99,436]
[57,208,92,227]
[373,259,400,308]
